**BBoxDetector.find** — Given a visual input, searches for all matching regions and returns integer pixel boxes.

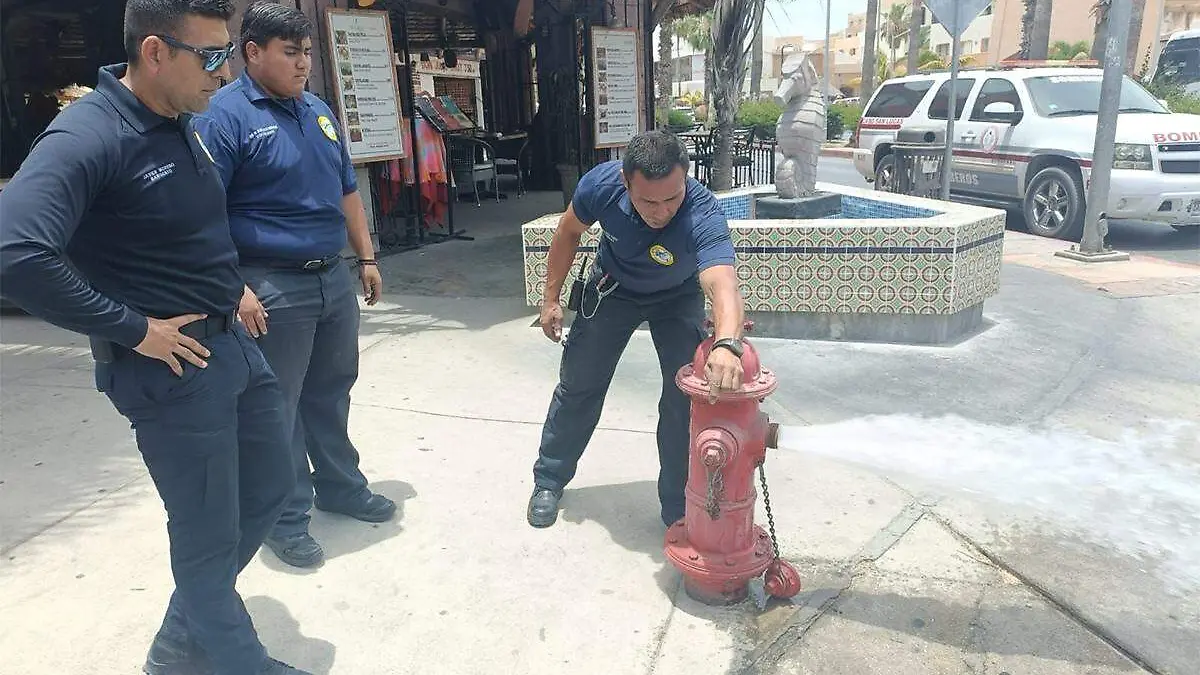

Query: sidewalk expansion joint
[932,512,1164,675]
[354,401,656,436]
[645,576,684,675]
[0,471,146,558]
[734,500,930,674]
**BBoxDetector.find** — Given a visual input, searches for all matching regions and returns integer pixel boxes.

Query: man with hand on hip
[527,129,748,529]
[196,1,394,569]
[0,1,308,672]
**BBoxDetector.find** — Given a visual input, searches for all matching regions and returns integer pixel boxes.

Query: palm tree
[879,3,910,76]
[1029,0,1054,60]
[673,12,714,118]
[906,0,923,77]
[1126,0,1146,75]
[657,20,675,126]
[862,0,880,100]
[708,0,765,192]
[750,15,764,97]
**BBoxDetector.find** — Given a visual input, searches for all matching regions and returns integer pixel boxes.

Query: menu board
[325,8,406,163]
[590,27,642,149]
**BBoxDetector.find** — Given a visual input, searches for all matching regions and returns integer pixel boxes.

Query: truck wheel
[873,154,896,192]
[1023,166,1085,240]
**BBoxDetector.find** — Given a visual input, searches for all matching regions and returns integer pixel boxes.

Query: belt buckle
[302,259,324,270]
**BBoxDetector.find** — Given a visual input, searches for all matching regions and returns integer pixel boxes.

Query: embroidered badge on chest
[649,244,675,266]
[317,115,339,142]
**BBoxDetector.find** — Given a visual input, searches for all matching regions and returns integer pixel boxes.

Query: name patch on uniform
[649,244,674,266]
[141,162,176,186]
[248,125,279,142]
[317,116,339,142]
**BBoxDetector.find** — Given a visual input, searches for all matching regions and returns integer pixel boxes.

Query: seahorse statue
[773,51,825,199]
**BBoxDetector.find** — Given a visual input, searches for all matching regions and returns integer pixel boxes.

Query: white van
[851,62,1200,239]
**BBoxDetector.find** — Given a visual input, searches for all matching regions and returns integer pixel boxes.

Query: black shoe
[527,487,562,528]
[258,657,314,675]
[142,632,212,675]
[316,492,397,523]
[264,532,325,568]
[662,505,685,527]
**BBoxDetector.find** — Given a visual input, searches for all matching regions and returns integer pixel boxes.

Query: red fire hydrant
[664,321,802,606]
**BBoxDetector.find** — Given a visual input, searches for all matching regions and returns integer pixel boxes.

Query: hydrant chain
[757,462,781,559]
[705,464,724,520]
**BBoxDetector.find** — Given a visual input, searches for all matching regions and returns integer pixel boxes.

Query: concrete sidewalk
[1,201,1196,673]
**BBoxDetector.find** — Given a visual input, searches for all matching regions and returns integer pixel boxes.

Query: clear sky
[762,0,869,39]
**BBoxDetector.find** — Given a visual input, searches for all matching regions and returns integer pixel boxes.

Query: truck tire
[1023,165,1085,240]
[873,153,896,192]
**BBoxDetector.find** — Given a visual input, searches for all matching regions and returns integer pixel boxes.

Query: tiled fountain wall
[522,182,1007,344]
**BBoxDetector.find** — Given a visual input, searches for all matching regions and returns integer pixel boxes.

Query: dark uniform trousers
[97,324,293,674]
[241,256,370,539]
[532,271,707,524]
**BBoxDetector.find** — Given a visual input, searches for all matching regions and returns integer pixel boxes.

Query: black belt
[240,255,343,271]
[90,313,235,363]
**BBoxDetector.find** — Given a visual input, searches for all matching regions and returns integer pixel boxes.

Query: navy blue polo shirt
[195,71,357,261]
[0,63,244,348]
[572,160,735,294]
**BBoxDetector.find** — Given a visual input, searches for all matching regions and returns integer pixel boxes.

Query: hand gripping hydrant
[664,320,802,606]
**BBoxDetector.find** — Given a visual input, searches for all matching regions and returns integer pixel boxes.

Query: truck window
[864,80,935,117]
[928,78,977,120]
[970,78,1022,119]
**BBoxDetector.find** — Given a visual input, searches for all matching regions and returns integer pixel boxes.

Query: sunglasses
[154,34,235,72]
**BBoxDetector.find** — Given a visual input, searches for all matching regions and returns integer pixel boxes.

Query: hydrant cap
[677,334,778,400]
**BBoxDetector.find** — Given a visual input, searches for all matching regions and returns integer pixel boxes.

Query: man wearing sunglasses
[195,2,394,570]
[0,1,309,674]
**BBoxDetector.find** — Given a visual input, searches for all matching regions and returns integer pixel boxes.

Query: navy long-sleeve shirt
[0,64,243,349]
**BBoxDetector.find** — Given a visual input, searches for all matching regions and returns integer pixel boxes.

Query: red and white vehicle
[851,62,1200,239]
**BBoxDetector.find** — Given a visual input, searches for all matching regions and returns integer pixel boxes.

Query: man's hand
[704,345,744,403]
[237,285,268,338]
[134,314,212,377]
[360,264,383,306]
[540,300,564,342]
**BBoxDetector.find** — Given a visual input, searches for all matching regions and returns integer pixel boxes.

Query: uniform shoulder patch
[317,115,339,142]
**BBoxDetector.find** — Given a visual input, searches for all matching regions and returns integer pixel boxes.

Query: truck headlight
[1113,144,1153,170]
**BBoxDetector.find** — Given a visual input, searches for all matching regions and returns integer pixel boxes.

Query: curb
[820,146,855,159]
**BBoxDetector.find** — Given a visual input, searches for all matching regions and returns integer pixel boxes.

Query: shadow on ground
[245,595,337,675]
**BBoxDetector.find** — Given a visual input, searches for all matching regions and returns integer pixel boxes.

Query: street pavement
[0,165,1197,675]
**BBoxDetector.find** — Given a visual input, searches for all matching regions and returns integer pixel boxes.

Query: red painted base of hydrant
[663,320,803,607]
[665,521,777,605]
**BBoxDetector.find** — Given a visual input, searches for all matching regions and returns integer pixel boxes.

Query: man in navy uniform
[0,1,309,673]
[196,2,394,569]
[527,130,748,529]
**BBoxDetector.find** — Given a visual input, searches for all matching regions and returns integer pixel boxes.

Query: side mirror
[983,101,1022,125]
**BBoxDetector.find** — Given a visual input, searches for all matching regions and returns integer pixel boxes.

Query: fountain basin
[521,181,1006,345]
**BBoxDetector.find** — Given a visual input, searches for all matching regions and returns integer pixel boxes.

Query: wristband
[359,259,378,266]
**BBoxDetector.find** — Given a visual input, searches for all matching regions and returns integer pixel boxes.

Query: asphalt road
[817,155,1200,266]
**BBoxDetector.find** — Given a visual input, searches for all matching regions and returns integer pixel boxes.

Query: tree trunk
[1029,0,1054,60]
[906,0,923,76]
[1091,1,1110,61]
[862,0,879,99]
[657,20,674,126]
[750,16,763,97]
[1126,0,1146,74]
[1020,0,1036,58]
[708,0,764,192]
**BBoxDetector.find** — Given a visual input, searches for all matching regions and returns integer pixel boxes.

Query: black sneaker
[142,632,212,675]
[264,532,325,568]
[527,487,562,528]
[316,493,397,523]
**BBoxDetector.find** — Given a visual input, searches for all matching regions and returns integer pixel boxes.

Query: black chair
[446,135,499,207]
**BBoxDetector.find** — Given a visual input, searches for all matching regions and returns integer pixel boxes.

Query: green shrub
[830,102,862,136]
[736,99,782,137]
[1143,79,1200,115]
[667,108,694,128]
[827,109,844,140]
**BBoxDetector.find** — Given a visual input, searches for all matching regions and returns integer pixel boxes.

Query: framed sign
[590,27,643,149]
[325,8,406,163]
